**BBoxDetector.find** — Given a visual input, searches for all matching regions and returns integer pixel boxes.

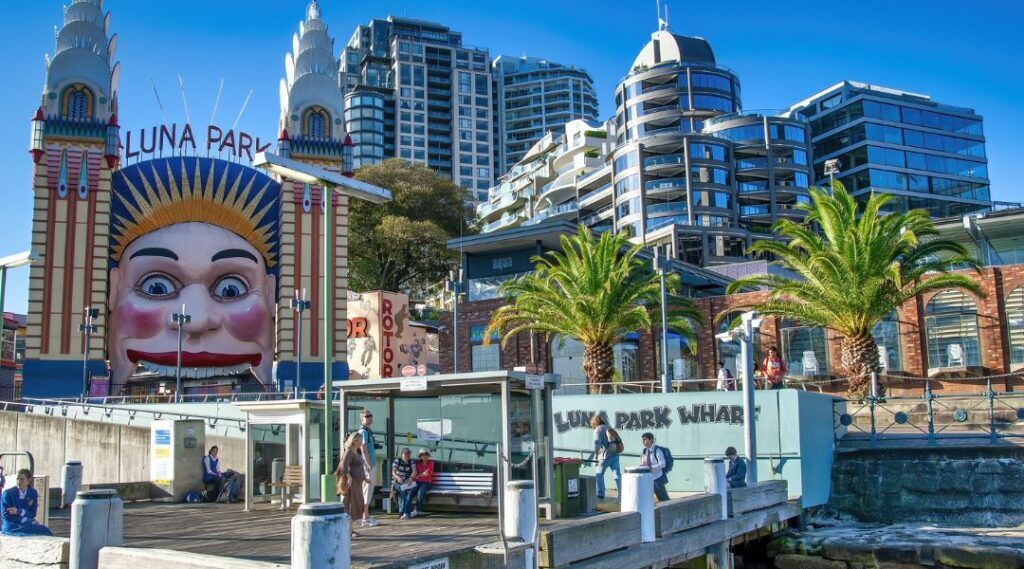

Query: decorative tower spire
[42,0,119,124]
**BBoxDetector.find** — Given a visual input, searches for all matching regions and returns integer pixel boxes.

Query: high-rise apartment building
[789,81,990,217]
[492,56,599,175]
[341,17,496,202]
[477,27,815,268]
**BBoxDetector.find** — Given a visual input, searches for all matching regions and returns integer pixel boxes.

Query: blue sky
[1,0,1021,314]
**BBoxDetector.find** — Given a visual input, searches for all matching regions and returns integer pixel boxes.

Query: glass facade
[780,322,830,376]
[1007,287,1024,367]
[925,291,981,369]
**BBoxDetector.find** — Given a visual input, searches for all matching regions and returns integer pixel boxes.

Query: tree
[485,225,702,392]
[724,183,983,398]
[350,159,474,293]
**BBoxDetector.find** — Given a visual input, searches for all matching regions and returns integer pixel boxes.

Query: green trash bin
[553,458,581,518]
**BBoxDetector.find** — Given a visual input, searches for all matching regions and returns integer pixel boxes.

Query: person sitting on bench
[203,445,223,495]
[411,448,435,517]
[2,469,52,536]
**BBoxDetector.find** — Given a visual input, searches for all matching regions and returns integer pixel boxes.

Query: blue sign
[154,429,171,446]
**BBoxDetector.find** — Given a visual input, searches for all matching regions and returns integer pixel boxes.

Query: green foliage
[584,149,600,158]
[486,225,702,380]
[350,159,475,293]
[583,130,607,139]
[725,182,983,343]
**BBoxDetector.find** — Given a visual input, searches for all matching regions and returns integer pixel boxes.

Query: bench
[268,465,302,510]
[417,471,495,509]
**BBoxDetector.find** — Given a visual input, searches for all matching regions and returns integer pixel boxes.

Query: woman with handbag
[335,432,368,535]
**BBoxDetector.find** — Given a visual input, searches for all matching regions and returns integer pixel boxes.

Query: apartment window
[458,118,472,128]
[925,290,980,369]
[476,167,490,178]
[872,312,902,372]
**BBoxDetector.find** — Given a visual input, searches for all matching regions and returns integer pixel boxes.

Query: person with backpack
[640,433,671,502]
[716,361,735,391]
[590,415,621,500]
[356,409,379,527]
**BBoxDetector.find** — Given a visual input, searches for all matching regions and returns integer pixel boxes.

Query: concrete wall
[831,445,1024,527]
[0,535,69,568]
[0,411,247,491]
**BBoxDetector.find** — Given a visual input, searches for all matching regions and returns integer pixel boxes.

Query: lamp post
[171,305,191,402]
[291,288,310,397]
[824,158,842,191]
[446,270,464,373]
[652,248,671,393]
[79,306,99,400]
[716,311,761,484]
[253,147,391,502]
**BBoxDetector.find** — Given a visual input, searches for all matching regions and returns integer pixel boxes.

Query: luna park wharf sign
[554,403,761,434]
[123,123,272,162]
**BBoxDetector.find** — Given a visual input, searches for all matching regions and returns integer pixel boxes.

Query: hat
[418,448,431,457]
[641,432,654,440]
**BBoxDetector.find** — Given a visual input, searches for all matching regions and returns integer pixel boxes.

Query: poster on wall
[347,291,438,379]
[416,418,452,442]
[151,421,173,486]
[109,158,280,390]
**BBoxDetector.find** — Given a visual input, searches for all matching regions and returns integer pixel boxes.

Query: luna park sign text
[554,403,762,434]
[123,123,272,162]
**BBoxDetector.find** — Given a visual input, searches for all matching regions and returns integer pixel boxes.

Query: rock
[934,545,1023,569]
[0,535,70,564]
[774,553,849,569]
[822,540,876,564]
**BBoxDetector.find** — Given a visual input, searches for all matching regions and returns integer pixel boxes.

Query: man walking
[640,433,669,502]
[357,409,379,526]
[590,415,620,500]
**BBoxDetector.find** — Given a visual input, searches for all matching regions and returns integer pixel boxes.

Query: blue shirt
[2,486,39,529]
[358,425,376,467]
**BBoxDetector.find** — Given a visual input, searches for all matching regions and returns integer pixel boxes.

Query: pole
[656,251,670,394]
[80,308,91,400]
[740,315,758,484]
[451,274,461,373]
[322,184,336,501]
[293,289,308,398]
[174,304,188,402]
[0,267,6,330]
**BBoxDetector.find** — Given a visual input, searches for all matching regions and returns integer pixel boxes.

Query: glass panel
[925,291,980,368]
[780,325,830,376]
[1007,287,1024,365]
[871,316,902,372]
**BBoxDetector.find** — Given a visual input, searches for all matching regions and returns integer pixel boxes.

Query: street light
[716,310,762,484]
[291,288,310,397]
[446,270,464,373]
[652,248,671,394]
[0,251,39,327]
[79,306,99,400]
[171,305,191,402]
[253,147,391,502]
[824,158,842,191]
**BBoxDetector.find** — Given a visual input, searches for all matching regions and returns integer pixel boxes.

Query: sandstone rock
[934,545,1023,569]
[774,553,849,569]
[822,540,876,564]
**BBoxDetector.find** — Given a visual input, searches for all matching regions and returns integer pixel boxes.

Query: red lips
[126,350,261,367]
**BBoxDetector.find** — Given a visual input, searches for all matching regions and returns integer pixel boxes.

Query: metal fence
[834,375,1024,447]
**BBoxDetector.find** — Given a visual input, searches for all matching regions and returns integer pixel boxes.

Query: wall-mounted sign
[400,377,427,392]
[416,418,452,442]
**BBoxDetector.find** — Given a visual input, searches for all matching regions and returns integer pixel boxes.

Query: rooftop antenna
[149,78,169,126]
[177,73,192,126]
[210,77,224,124]
[231,88,254,132]
[664,4,670,29]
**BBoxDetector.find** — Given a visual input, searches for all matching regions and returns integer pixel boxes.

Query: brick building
[441,210,1024,395]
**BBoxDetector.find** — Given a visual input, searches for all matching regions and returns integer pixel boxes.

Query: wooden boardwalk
[48,502,508,567]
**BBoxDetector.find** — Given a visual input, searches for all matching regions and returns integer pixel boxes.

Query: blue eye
[137,275,176,298]
[213,277,249,300]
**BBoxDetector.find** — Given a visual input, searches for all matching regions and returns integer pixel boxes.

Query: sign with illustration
[347,291,438,379]
[108,157,281,387]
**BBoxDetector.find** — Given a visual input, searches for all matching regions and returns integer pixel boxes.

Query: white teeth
[140,361,251,379]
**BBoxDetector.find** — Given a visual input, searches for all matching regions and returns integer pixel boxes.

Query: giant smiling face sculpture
[109,158,281,386]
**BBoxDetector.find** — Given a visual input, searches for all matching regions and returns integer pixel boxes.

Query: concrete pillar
[503,480,536,543]
[291,502,349,569]
[702,459,732,569]
[621,466,655,542]
[61,461,83,508]
[70,489,123,569]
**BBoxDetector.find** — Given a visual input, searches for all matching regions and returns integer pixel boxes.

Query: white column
[70,489,123,569]
[621,466,655,542]
[291,502,350,569]
[503,480,536,543]
[61,461,83,508]
[703,458,732,569]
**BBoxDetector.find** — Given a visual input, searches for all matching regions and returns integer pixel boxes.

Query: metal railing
[833,373,1024,447]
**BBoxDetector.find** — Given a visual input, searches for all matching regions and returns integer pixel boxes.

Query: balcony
[645,177,687,192]
[740,205,771,217]
[578,183,613,208]
[523,201,579,226]
[738,181,769,194]
[646,201,688,217]
[644,155,684,170]
[482,212,524,233]
[642,82,678,95]
[476,191,526,221]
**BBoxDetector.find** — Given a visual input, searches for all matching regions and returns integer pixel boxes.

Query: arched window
[1006,286,1024,367]
[304,107,330,140]
[780,319,830,376]
[872,312,902,372]
[62,85,93,121]
[925,290,980,369]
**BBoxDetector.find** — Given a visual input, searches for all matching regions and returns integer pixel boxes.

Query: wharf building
[789,81,991,217]
[476,27,814,267]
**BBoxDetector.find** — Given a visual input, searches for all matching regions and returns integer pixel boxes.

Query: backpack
[659,446,675,473]
[606,427,624,454]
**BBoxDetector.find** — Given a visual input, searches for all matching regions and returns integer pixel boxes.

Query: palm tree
[724,183,983,398]
[485,225,702,392]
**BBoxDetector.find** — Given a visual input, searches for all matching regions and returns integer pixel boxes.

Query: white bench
[425,472,495,504]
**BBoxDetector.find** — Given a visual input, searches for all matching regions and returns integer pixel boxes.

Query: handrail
[15,397,248,428]
[0,451,34,476]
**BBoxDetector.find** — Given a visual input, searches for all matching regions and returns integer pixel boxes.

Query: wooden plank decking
[48,502,505,567]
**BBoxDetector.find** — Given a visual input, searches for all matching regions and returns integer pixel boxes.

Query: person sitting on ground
[336,432,368,535]
[725,447,747,488]
[411,448,435,517]
[202,446,223,495]
[1,469,52,536]
[391,448,416,519]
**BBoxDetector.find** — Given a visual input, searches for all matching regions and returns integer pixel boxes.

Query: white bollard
[291,502,350,569]
[70,489,123,569]
[621,466,655,542]
[61,461,83,508]
[703,458,728,520]
[503,480,536,543]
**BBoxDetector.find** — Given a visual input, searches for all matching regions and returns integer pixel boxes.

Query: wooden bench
[268,465,302,510]
[422,472,495,507]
